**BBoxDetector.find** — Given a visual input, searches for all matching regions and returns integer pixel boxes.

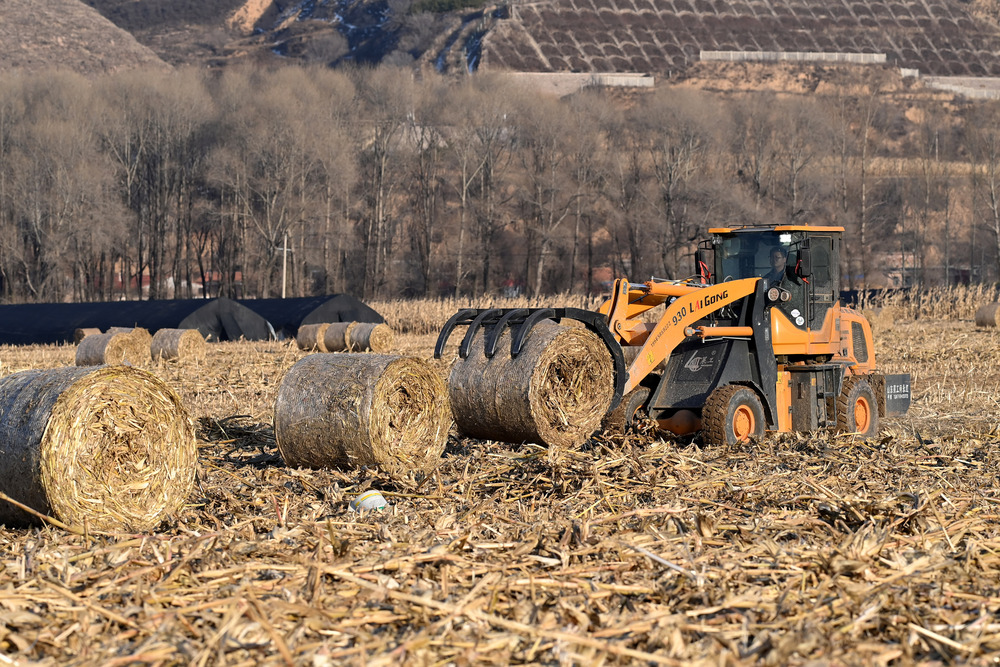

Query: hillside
[74,0,1000,79]
[0,0,169,74]
[6,0,1000,87]
[474,0,1000,77]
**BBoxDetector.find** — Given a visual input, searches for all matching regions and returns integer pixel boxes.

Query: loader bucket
[434,307,627,411]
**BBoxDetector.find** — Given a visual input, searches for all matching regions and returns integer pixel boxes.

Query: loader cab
[707,226,842,330]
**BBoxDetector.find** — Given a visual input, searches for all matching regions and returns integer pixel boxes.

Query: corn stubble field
[1,288,1000,666]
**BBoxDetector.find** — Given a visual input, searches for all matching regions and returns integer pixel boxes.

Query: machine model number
[671,306,689,326]
[674,289,730,327]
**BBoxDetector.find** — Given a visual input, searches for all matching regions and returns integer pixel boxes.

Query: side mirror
[797,244,812,278]
[695,249,711,284]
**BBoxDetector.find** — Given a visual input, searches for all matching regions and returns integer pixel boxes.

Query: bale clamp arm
[434,307,627,411]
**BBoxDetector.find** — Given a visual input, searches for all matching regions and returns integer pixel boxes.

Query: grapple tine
[485,308,529,357]
[434,308,478,359]
[459,309,504,359]
[510,308,556,356]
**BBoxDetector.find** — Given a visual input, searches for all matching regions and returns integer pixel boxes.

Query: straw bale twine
[323,321,358,352]
[975,303,1000,327]
[349,322,395,352]
[296,323,331,352]
[73,327,101,343]
[274,354,451,479]
[448,321,614,448]
[75,330,148,366]
[151,328,206,361]
[0,365,196,531]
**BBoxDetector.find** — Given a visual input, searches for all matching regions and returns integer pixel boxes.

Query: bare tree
[515,93,581,297]
[402,80,448,296]
[8,72,121,302]
[208,66,330,298]
[352,66,415,298]
[565,90,611,293]
[967,101,1000,282]
[444,76,517,296]
[639,89,713,278]
[730,93,779,219]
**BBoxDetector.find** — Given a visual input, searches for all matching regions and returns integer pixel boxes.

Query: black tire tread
[702,384,765,445]
[602,386,651,431]
[836,377,879,438]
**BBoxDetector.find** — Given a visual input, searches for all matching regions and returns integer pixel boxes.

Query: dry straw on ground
[448,321,614,447]
[0,365,196,532]
[296,322,331,351]
[4,288,1000,665]
[151,327,206,361]
[274,353,450,480]
[323,321,357,351]
[74,329,147,366]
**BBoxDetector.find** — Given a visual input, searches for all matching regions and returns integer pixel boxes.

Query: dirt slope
[0,0,168,75]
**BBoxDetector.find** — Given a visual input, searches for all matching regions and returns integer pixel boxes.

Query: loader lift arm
[601,277,764,392]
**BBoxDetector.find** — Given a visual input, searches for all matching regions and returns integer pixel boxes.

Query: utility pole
[279,232,292,298]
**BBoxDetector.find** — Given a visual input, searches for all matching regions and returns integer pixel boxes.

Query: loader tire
[602,386,651,432]
[836,377,879,438]
[702,385,765,445]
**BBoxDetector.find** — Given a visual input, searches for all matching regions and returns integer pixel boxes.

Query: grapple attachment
[434,307,627,411]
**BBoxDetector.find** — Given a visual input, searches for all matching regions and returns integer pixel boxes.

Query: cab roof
[708,225,844,234]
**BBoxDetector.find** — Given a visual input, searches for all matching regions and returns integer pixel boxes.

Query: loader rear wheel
[602,386,651,431]
[702,385,766,445]
[837,378,879,438]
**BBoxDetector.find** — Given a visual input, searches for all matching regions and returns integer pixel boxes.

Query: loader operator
[764,246,789,286]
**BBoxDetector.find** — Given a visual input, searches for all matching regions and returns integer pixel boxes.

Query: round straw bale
[448,321,614,448]
[0,365,196,531]
[73,327,102,343]
[151,328,206,361]
[975,303,1000,327]
[323,321,358,352]
[274,354,451,480]
[296,323,331,352]
[111,326,152,348]
[75,330,148,366]
[348,322,395,352]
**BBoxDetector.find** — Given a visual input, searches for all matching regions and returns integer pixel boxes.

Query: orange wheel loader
[435,225,911,444]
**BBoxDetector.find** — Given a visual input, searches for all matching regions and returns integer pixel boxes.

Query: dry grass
[0,294,999,665]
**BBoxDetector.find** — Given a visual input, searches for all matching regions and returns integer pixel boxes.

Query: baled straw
[274,354,451,480]
[975,303,1000,327]
[0,365,196,532]
[75,330,148,366]
[296,323,331,352]
[323,321,358,352]
[73,327,102,343]
[448,321,614,447]
[108,326,153,350]
[348,322,395,352]
[151,328,206,361]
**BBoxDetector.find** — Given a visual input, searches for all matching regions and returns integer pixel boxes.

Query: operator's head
[770,246,787,272]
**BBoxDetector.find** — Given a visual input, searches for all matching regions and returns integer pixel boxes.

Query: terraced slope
[478,0,1000,76]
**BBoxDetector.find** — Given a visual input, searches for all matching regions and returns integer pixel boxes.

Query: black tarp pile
[0,295,384,346]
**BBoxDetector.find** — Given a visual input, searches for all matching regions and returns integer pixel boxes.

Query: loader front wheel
[702,385,766,445]
[602,386,651,431]
[836,378,879,438]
